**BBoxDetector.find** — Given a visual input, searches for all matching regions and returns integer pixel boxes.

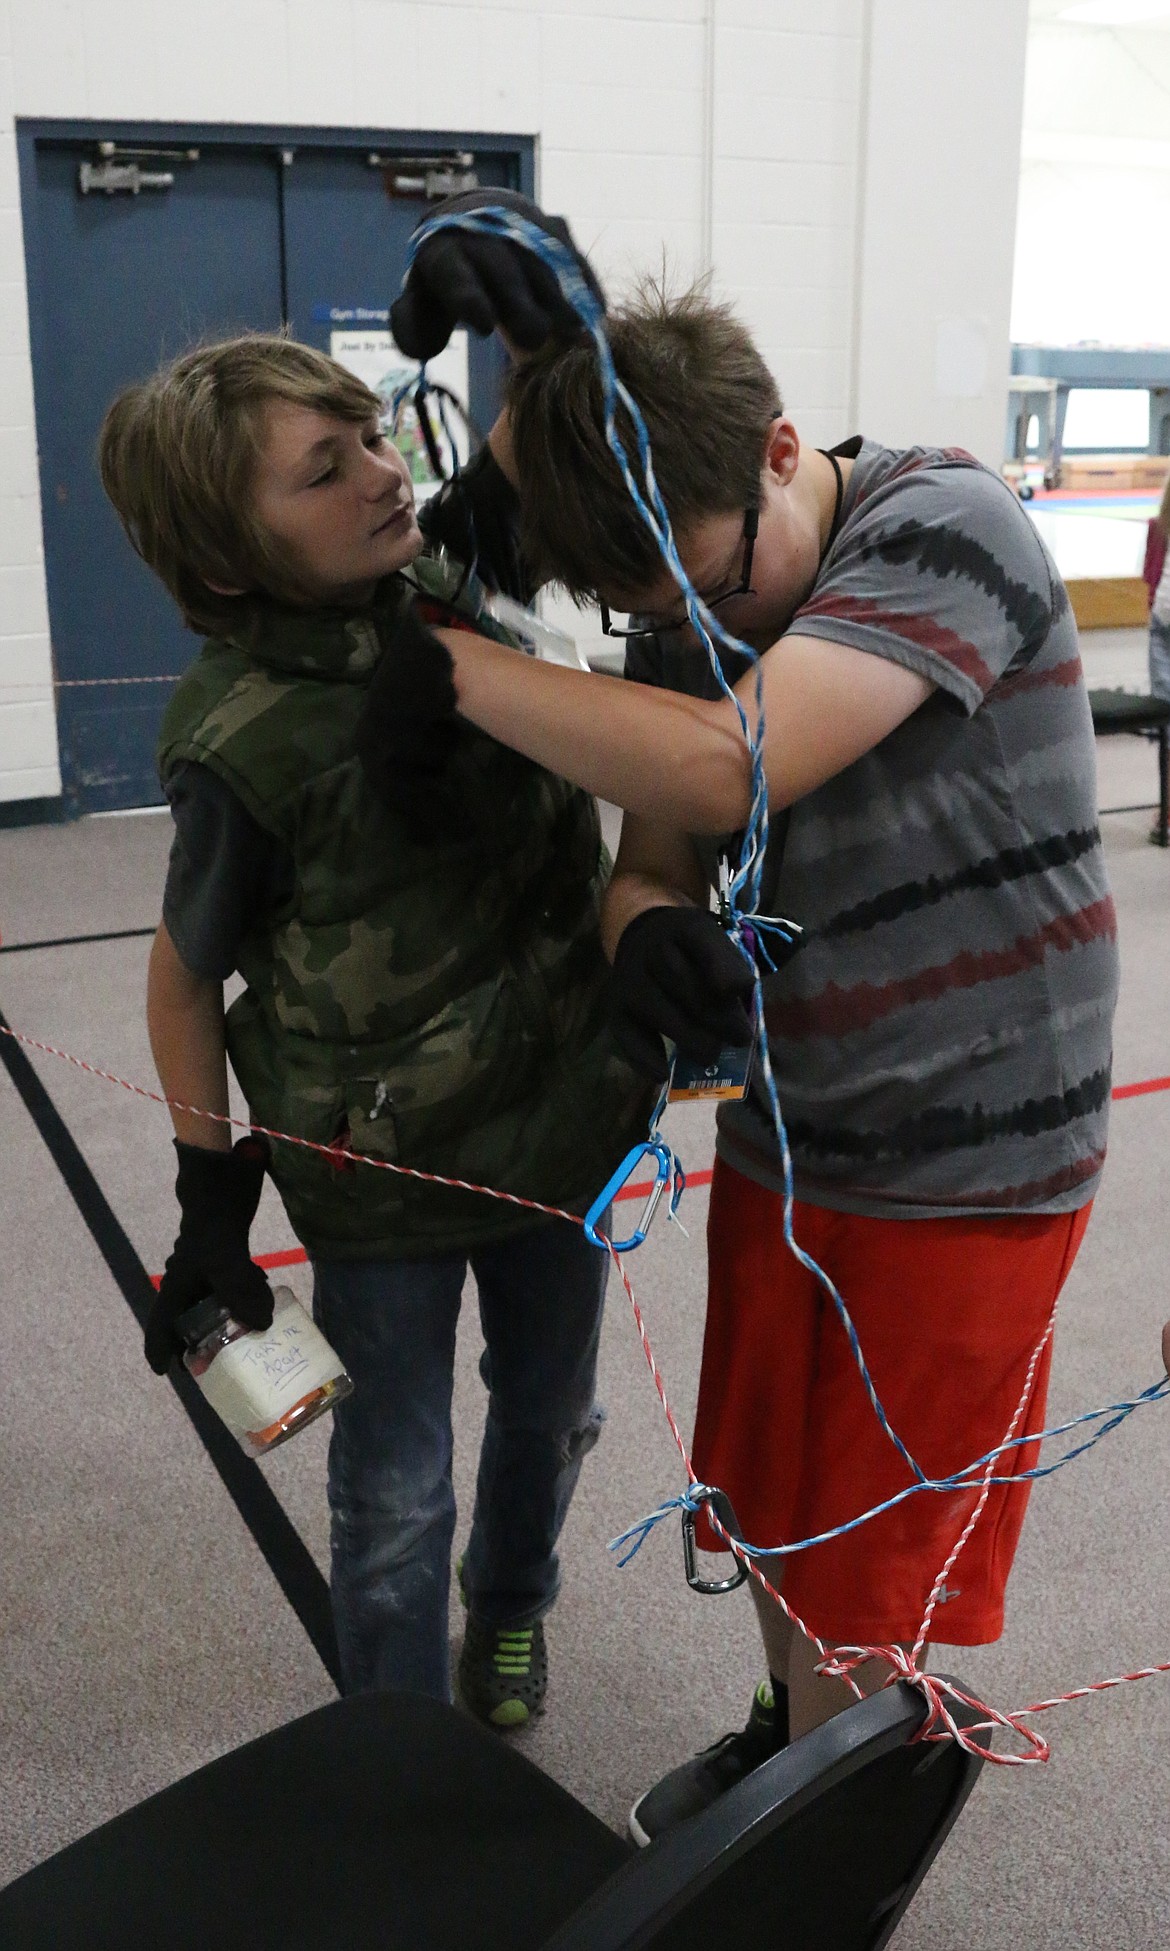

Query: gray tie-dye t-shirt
[625,440,1118,1217]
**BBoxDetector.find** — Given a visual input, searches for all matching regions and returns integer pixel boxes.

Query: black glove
[422,445,528,601]
[611,906,756,1082]
[354,593,471,837]
[391,188,606,363]
[146,1136,274,1375]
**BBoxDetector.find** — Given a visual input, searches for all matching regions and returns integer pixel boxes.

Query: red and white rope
[2,1012,1167,1764]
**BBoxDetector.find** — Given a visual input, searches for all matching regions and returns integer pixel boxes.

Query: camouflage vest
[157,558,650,1258]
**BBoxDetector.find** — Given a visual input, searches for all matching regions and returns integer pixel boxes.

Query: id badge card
[667,1023,759,1103]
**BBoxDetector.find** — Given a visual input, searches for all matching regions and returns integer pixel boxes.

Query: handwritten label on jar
[194,1289,349,1448]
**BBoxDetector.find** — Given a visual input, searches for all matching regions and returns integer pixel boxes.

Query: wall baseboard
[0,796,71,831]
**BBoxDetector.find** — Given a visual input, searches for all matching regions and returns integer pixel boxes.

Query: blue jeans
[312,1212,609,1700]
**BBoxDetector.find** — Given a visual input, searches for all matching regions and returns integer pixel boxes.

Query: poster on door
[329,329,471,501]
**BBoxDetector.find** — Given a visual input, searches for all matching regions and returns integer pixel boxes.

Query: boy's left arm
[423,463,1053,829]
[358,607,931,836]
[430,625,932,833]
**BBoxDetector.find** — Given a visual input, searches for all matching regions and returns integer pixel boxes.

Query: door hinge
[78,143,199,197]
[368,151,479,200]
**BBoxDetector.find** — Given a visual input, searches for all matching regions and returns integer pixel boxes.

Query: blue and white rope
[403,206,1168,1564]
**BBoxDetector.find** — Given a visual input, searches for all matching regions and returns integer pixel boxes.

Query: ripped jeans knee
[558,1400,606,1469]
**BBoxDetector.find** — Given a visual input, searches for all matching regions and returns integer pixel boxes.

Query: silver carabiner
[682,1488,749,1595]
[583,1139,683,1252]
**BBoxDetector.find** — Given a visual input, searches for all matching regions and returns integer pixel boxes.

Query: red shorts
[692,1159,1091,1647]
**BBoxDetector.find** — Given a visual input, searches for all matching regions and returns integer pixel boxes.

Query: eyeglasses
[597,505,760,639]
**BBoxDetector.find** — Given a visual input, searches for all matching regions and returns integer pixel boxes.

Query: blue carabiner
[583,1140,682,1252]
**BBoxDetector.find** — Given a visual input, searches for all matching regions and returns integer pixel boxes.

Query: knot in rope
[819,1645,1052,1767]
[607,1479,714,1569]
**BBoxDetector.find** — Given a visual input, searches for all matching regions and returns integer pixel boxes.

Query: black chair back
[0,1679,983,1951]
[547,1679,984,1951]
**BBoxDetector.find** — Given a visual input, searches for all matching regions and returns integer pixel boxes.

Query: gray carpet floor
[1,630,1169,1944]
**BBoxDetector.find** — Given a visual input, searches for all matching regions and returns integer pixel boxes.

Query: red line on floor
[149,1082,1170,1285]
[615,1166,714,1202]
[1112,1075,1170,1102]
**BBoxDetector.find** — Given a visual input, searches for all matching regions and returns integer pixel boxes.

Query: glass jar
[179,1286,352,1457]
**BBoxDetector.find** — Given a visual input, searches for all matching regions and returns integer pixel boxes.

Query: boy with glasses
[597,504,761,641]
[367,202,1119,1841]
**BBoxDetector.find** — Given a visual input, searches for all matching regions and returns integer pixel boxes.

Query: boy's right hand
[355,597,474,837]
[610,906,757,1081]
[390,188,605,362]
[146,1136,274,1374]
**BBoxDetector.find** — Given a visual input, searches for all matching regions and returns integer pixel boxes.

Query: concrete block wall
[0,0,58,802]
[711,5,863,451]
[0,0,1028,807]
[855,0,1030,464]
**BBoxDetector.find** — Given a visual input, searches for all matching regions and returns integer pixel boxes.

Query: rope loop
[820,1646,1052,1767]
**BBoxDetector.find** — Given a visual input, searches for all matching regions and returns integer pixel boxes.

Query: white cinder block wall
[0,0,1029,807]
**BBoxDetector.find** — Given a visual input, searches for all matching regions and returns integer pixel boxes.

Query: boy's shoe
[628,1681,782,1847]
[458,1614,548,1729]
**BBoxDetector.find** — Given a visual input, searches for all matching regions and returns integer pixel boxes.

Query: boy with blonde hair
[100,327,647,1722]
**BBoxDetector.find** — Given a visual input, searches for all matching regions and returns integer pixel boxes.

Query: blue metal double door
[20,125,528,812]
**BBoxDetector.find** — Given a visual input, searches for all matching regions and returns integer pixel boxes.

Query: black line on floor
[0,926,157,955]
[0,1004,341,1690]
